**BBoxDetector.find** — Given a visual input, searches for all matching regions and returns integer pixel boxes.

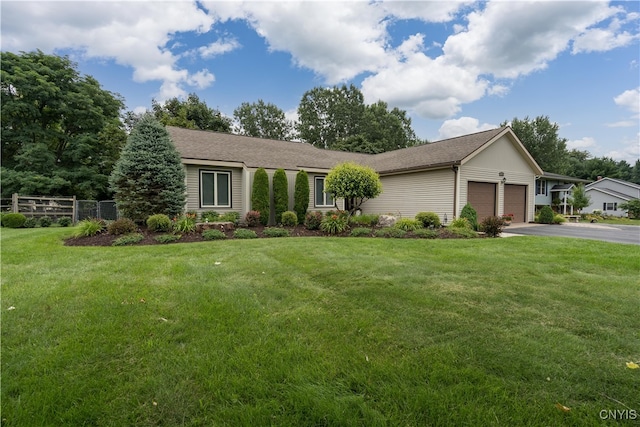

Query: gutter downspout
[452,164,459,219]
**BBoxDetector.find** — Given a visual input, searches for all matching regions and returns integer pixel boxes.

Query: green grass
[2,228,639,426]
[595,217,640,226]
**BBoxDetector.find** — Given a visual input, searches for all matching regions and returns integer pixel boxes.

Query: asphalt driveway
[504,222,640,245]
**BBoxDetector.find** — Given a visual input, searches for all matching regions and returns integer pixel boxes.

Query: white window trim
[200,170,231,208]
[314,176,334,207]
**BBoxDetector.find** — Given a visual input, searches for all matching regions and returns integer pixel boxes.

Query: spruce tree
[273,169,288,224]
[109,115,186,222]
[294,170,309,224]
[252,168,270,226]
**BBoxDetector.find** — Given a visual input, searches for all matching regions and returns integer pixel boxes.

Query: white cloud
[1,1,216,101]
[204,1,391,84]
[614,87,640,114]
[380,1,472,23]
[437,117,497,140]
[566,137,597,150]
[442,1,618,78]
[572,12,640,54]
[606,120,637,128]
[198,38,240,58]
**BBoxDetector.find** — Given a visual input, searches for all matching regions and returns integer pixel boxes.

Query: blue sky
[2,1,639,163]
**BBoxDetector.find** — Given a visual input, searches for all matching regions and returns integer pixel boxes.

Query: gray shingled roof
[167,125,509,173]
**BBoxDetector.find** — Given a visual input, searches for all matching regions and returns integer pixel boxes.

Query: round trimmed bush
[23,217,38,228]
[2,213,27,228]
[538,206,555,224]
[304,211,323,230]
[107,218,138,235]
[281,211,298,227]
[147,214,172,232]
[39,216,53,228]
[415,211,441,228]
[58,217,73,227]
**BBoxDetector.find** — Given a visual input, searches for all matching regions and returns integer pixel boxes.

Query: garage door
[467,182,496,221]
[504,184,527,223]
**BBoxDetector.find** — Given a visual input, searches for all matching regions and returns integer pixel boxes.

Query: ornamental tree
[568,184,591,213]
[272,168,288,224]
[252,168,270,226]
[294,170,310,224]
[324,162,382,214]
[109,115,186,222]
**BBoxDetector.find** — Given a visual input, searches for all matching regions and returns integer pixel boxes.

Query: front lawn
[2,228,639,426]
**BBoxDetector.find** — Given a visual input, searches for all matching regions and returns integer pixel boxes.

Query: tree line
[2,51,638,203]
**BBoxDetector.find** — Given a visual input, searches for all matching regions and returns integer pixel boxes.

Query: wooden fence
[8,194,76,220]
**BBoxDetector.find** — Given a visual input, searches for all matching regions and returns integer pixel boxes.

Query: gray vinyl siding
[185,164,243,215]
[360,169,455,222]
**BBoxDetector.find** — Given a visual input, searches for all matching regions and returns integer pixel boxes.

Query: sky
[2,0,639,163]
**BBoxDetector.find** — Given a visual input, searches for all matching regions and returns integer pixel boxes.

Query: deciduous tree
[233,100,294,140]
[1,50,125,199]
[502,116,569,174]
[152,93,232,132]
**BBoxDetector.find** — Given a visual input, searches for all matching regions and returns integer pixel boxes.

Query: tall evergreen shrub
[273,168,288,225]
[252,168,270,226]
[294,170,309,224]
[109,115,186,223]
[460,203,478,230]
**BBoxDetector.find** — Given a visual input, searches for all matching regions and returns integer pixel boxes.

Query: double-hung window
[603,202,617,211]
[314,177,333,207]
[536,180,547,196]
[200,170,231,208]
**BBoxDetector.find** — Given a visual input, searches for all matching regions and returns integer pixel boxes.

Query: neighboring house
[584,177,640,217]
[534,172,591,214]
[167,125,543,224]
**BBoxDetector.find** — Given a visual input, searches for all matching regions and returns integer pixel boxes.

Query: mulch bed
[64,225,477,247]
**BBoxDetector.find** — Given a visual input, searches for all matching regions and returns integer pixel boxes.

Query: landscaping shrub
[449,217,472,229]
[218,212,240,225]
[374,227,406,238]
[173,216,196,234]
[202,229,226,241]
[74,218,106,237]
[2,213,26,228]
[553,214,567,224]
[479,216,504,238]
[201,211,219,222]
[39,216,53,228]
[294,170,309,224]
[538,206,555,224]
[107,218,138,235]
[147,214,172,232]
[281,211,298,227]
[234,228,258,239]
[349,213,379,227]
[252,167,270,226]
[350,227,372,237]
[304,211,323,230]
[262,227,291,238]
[460,203,478,230]
[321,214,349,234]
[395,218,422,232]
[112,233,144,246]
[58,217,72,227]
[415,211,441,228]
[273,168,288,225]
[244,210,261,227]
[155,234,182,244]
[448,227,478,238]
[414,228,438,239]
[23,217,38,228]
